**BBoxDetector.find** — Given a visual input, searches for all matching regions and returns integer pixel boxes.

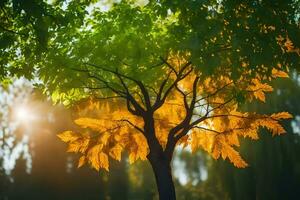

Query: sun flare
[14,105,36,123]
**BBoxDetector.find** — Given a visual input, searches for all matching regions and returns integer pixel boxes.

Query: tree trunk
[148,157,176,200]
[143,114,176,200]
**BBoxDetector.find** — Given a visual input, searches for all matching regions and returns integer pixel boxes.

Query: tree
[1,0,299,199]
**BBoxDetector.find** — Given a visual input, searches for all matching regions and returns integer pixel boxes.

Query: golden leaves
[271,68,289,78]
[98,153,109,171]
[247,79,273,102]
[86,144,109,171]
[191,130,215,153]
[57,131,79,143]
[58,131,90,154]
[210,135,248,168]
[271,112,293,120]
[189,106,292,168]
[57,56,292,171]
[78,156,86,168]
[58,105,149,171]
[258,117,287,136]
[109,144,123,161]
[226,133,240,147]
[74,118,104,131]
[67,137,90,153]
[87,144,103,170]
[191,131,248,168]
[222,144,248,168]
[277,35,300,55]
[190,126,249,168]
[128,134,149,164]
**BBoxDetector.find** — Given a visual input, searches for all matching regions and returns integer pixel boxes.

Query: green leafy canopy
[1,0,299,103]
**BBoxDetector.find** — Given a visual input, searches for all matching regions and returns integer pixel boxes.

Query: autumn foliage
[58,56,292,170]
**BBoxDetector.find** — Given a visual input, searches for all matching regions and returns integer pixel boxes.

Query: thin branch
[90,125,124,139]
[196,81,234,103]
[205,114,261,120]
[188,97,234,129]
[153,70,172,108]
[153,61,193,110]
[159,56,178,75]
[175,84,189,110]
[191,126,222,134]
[69,66,145,115]
[146,86,159,96]
[188,76,200,113]
[164,76,199,159]
[149,61,165,69]
[192,125,256,136]
[117,119,144,134]
[170,76,200,139]
[94,96,123,100]
[87,74,126,97]
[207,96,235,114]
[68,67,126,96]
[114,70,146,115]
[77,86,109,90]
[86,63,151,111]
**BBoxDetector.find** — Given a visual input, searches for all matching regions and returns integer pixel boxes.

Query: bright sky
[0,78,33,176]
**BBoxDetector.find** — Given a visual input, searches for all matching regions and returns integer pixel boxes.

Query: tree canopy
[1,0,299,199]
[1,0,299,83]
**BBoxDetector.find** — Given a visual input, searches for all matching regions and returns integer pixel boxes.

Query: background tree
[0,78,32,178]
[1,0,299,199]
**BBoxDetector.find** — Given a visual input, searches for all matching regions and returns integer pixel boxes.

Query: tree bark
[143,114,176,200]
[148,155,176,200]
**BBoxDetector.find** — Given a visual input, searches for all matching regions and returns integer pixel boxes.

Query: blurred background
[1,71,300,200]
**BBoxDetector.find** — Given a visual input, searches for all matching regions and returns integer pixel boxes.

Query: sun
[16,106,29,121]
[14,105,36,123]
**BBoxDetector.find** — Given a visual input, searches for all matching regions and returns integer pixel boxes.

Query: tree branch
[164,76,199,160]
[86,63,152,112]
[117,119,144,134]
[153,61,193,110]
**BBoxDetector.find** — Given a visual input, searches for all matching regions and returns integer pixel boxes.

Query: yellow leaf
[57,131,79,143]
[239,129,259,140]
[258,118,287,136]
[99,132,111,145]
[87,144,103,171]
[74,118,102,131]
[129,152,137,164]
[248,79,273,102]
[211,136,248,168]
[271,112,293,120]
[99,152,109,171]
[226,133,240,147]
[67,142,80,153]
[254,90,266,102]
[271,68,289,78]
[78,156,86,168]
[109,144,123,161]
[67,138,90,153]
[225,145,248,168]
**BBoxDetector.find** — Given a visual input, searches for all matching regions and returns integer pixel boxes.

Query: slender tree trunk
[148,156,176,200]
[144,114,176,200]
